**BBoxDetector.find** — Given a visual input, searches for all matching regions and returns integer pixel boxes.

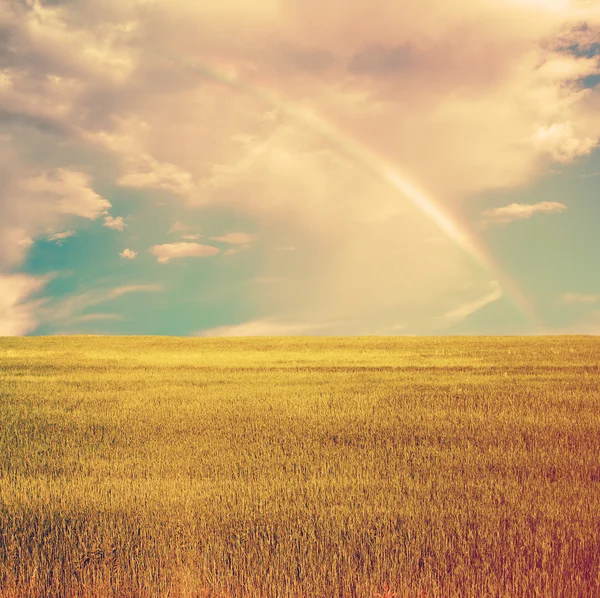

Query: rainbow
[160,53,541,331]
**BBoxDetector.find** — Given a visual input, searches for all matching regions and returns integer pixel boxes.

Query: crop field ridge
[0,336,599,597]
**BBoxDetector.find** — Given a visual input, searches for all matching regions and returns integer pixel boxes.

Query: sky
[1,0,600,337]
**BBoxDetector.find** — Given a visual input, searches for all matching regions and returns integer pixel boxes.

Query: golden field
[0,336,599,597]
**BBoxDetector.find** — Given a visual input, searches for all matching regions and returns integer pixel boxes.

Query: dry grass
[0,336,599,597]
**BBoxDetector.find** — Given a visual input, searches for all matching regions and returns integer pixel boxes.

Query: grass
[0,335,599,597]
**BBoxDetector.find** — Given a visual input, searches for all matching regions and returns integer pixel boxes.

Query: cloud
[482,201,567,225]
[439,282,503,322]
[0,274,49,335]
[21,169,111,220]
[211,232,256,245]
[1,162,111,267]
[107,284,163,299]
[119,248,137,260]
[181,234,199,240]
[39,283,164,326]
[17,236,35,248]
[104,215,127,231]
[169,221,191,233]
[2,0,600,333]
[563,292,600,303]
[198,318,318,337]
[211,232,255,256]
[532,122,597,162]
[47,230,75,243]
[150,242,219,263]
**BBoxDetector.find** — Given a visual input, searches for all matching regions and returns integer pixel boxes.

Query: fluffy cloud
[532,122,597,162]
[21,169,110,220]
[482,201,567,225]
[0,274,48,335]
[119,248,137,260]
[104,216,127,231]
[151,242,220,264]
[1,163,112,267]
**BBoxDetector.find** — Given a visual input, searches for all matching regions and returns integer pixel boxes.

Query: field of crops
[0,336,599,597]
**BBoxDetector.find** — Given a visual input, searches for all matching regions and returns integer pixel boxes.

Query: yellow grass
[0,336,599,597]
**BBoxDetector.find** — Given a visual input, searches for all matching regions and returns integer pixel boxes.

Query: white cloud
[104,215,127,231]
[119,248,137,259]
[1,163,111,267]
[532,122,598,162]
[211,232,256,245]
[0,274,49,335]
[439,282,503,322]
[482,201,567,225]
[47,231,75,243]
[22,169,111,220]
[563,292,600,304]
[17,236,35,249]
[198,318,318,337]
[151,242,219,263]
[181,234,200,240]
[169,221,191,233]
[107,284,163,299]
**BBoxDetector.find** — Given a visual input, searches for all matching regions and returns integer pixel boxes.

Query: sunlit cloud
[1,0,600,334]
[151,242,220,264]
[482,201,567,225]
[119,248,137,260]
[107,284,164,299]
[169,221,191,233]
[211,232,256,245]
[438,282,503,322]
[1,163,111,267]
[0,274,49,335]
[47,231,75,244]
[22,170,110,220]
[104,215,127,231]
[17,237,35,248]
[198,318,318,337]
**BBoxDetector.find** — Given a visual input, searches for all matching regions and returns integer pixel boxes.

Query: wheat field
[0,336,599,597]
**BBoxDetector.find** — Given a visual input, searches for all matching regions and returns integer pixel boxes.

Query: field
[0,336,599,597]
